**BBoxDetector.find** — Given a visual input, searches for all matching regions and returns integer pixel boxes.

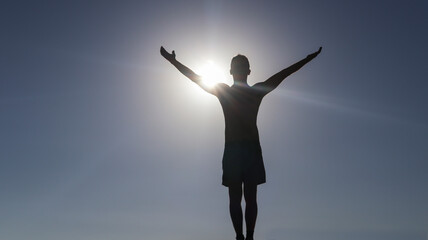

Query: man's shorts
[222,140,266,187]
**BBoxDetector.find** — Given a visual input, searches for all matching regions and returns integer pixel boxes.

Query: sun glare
[197,60,228,88]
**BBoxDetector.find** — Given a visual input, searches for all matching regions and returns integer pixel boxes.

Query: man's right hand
[160,46,176,62]
[307,47,322,60]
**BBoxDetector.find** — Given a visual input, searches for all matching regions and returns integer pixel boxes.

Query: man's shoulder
[212,83,230,94]
[216,83,230,89]
[251,82,269,95]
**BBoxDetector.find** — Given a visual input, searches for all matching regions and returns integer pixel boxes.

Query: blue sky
[1,1,427,240]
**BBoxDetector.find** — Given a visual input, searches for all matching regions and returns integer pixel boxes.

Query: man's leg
[244,183,258,240]
[228,184,244,240]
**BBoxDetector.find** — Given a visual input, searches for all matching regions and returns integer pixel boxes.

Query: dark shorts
[222,140,266,187]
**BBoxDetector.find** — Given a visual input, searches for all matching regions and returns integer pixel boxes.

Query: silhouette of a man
[161,46,321,240]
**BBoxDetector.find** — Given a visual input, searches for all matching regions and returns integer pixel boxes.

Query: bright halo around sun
[197,60,228,88]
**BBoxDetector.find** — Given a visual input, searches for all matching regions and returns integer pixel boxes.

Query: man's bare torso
[216,84,264,143]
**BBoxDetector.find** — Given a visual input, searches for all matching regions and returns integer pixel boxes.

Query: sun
[196,60,228,88]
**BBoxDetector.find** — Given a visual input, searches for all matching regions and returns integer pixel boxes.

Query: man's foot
[245,231,254,240]
[236,234,245,240]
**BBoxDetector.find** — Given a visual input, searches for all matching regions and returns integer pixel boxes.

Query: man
[160,46,321,240]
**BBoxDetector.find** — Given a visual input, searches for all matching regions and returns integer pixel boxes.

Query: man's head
[230,54,251,81]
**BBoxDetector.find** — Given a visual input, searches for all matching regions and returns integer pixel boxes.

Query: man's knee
[243,184,257,204]
[245,196,257,206]
[229,184,243,204]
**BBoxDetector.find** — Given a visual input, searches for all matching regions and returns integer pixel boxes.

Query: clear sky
[1,1,427,240]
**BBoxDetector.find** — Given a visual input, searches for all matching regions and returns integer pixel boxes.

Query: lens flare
[197,60,227,88]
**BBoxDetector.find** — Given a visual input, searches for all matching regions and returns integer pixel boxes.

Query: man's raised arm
[160,46,220,95]
[254,47,322,95]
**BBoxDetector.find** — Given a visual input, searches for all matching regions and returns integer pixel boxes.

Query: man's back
[216,84,264,143]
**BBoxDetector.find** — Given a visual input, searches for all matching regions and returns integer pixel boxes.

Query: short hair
[231,54,250,74]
